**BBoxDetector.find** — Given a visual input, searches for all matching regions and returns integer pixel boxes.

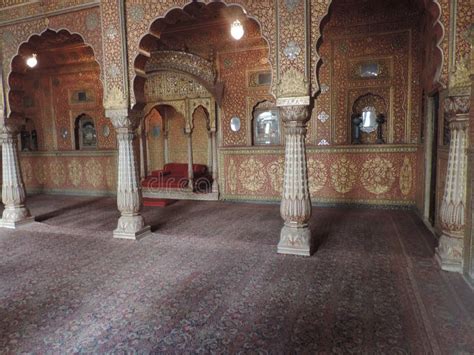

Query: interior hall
[0,0,473,352]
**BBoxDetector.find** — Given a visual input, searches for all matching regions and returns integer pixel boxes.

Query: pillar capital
[107,109,141,131]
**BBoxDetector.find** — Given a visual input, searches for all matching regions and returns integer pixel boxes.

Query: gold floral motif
[361,157,396,195]
[50,160,66,186]
[106,159,116,190]
[330,156,357,193]
[35,161,46,185]
[68,159,83,187]
[20,160,33,185]
[307,158,327,193]
[85,159,104,188]
[239,157,267,192]
[268,158,284,193]
[228,159,237,194]
[399,156,413,196]
[49,160,66,186]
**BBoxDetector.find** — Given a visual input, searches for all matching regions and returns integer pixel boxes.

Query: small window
[253,109,280,145]
[74,114,97,150]
[257,72,272,85]
[78,91,87,102]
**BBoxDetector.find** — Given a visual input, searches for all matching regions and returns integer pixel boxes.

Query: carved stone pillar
[211,130,218,194]
[138,126,147,179]
[278,103,312,256]
[436,113,469,272]
[0,120,34,228]
[207,131,213,173]
[109,111,150,240]
[186,130,194,190]
[163,129,169,165]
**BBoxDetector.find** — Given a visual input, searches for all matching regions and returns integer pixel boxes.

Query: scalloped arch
[132,1,274,110]
[313,0,445,96]
[5,27,104,119]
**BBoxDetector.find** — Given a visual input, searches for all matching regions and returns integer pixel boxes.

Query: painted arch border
[1,7,104,118]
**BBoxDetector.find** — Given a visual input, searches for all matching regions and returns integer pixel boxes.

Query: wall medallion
[330,156,357,194]
[102,124,110,138]
[60,128,68,140]
[268,158,284,193]
[284,41,301,60]
[230,116,241,132]
[361,157,395,195]
[307,158,327,194]
[239,158,266,192]
[318,111,330,123]
[399,157,412,196]
[129,4,145,23]
[68,159,83,187]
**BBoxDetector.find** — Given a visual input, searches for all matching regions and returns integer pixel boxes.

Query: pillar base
[0,216,35,229]
[113,215,151,241]
[436,233,463,273]
[278,225,312,256]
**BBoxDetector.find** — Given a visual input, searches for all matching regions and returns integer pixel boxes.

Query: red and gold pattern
[221,146,418,204]
[20,153,116,193]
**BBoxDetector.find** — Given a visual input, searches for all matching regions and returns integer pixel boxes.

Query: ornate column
[0,119,34,228]
[211,130,218,194]
[185,129,194,191]
[436,113,469,272]
[277,99,312,256]
[138,126,147,179]
[163,129,169,165]
[207,131,213,173]
[109,110,150,240]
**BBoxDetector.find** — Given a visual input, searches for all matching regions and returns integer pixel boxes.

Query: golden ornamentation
[239,157,267,192]
[50,160,66,186]
[449,55,471,89]
[104,86,127,110]
[35,162,46,185]
[85,159,104,188]
[330,156,357,194]
[106,159,116,190]
[278,68,308,97]
[145,72,209,102]
[307,158,327,193]
[361,157,396,195]
[399,156,412,196]
[20,160,33,184]
[268,158,284,193]
[145,51,216,87]
[228,159,237,194]
[68,159,83,187]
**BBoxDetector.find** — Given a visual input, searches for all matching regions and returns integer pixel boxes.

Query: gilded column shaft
[278,105,312,256]
[437,113,469,272]
[0,125,34,228]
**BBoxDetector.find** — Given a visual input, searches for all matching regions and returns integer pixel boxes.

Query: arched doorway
[132,2,272,203]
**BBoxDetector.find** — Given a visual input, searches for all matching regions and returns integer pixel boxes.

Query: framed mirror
[230,116,241,132]
[253,109,280,145]
[360,106,378,133]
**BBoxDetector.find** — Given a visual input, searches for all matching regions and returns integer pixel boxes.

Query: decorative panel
[20,152,116,194]
[220,145,418,205]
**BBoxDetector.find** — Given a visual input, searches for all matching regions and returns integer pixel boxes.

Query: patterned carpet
[0,194,473,353]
